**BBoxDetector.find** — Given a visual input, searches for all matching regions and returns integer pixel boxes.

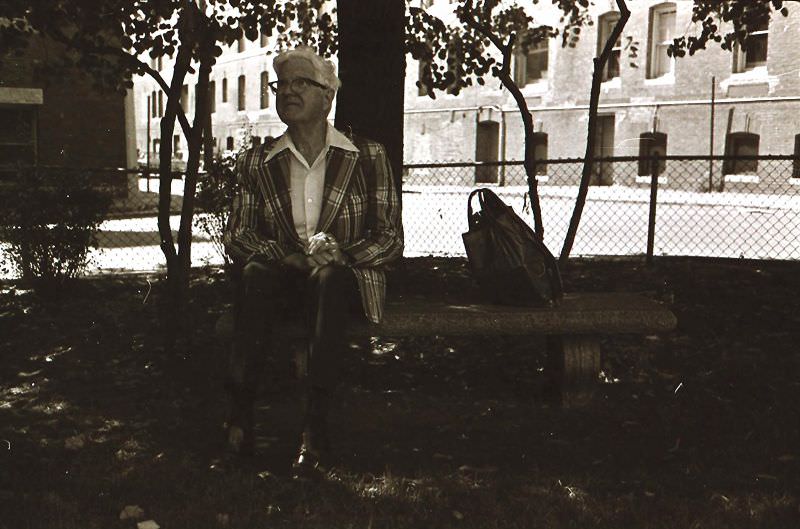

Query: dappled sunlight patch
[30,399,69,415]
[352,469,434,503]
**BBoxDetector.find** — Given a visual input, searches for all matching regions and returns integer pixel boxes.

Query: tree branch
[43,24,193,139]
[559,0,630,264]
[461,2,545,237]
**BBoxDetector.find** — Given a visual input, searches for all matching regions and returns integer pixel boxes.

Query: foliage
[669,0,789,58]
[405,0,576,97]
[406,0,789,99]
[0,169,111,291]
[194,152,238,269]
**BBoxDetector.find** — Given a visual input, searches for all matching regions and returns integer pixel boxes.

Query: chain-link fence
[1,156,798,279]
[404,155,800,260]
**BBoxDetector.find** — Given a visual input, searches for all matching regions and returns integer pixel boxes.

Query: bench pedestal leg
[546,335,601,407]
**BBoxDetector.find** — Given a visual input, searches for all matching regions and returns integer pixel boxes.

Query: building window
[0,106,37,173]
[260,71,269,109]
[181,85,189,113]
[237,36,245,53]
[475,120,500,183]
[647,3,676,79]
[238,75,246,111]
[173,134,180,156]
[515,38,549,85]
[446,37,463,95]
[733,20,768,73]
[638,132,667,176]
[417,59,431,97]
[593,115,616,184]
[260,29,268,47]
[723,132,759,175]
[793,134,800,178]
[226,136,234,151]
[532,132,548,176]
[222,78,228,103]
[209,81,216,113]
[598,12,622,81]
[151,90,157,118]
[153,138,160,154]
[158,91,164,117]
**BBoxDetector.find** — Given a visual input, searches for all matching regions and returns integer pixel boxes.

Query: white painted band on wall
[0,87,44,105]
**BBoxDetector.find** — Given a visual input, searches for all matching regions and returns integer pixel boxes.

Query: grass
[1,256,799,528]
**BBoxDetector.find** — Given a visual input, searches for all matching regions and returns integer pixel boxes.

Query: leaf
[119,505,146,521]
[64,434,86,450]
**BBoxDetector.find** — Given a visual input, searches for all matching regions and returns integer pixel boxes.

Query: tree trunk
[177,48,211,288]
[157,38,193,296]
[559,0,630,265]
[334,0,405,196]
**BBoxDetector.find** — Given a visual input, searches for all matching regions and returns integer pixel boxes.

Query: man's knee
[241,259,283,294]
[309,264,351,290]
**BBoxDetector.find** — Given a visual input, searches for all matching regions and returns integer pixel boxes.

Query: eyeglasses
[267,77,328,95]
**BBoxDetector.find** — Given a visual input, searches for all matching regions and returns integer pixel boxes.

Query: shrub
[0,168,112,290]
[194,152,238,268]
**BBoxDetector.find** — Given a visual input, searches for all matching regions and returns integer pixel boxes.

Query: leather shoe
[292,421,330,479]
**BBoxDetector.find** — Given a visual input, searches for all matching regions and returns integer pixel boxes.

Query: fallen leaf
[756,473,778,481]
[216,513,230,526]
[64,435,85,450]
[137,521,160,529]
[119,505,145,521]
[452,510,464,520]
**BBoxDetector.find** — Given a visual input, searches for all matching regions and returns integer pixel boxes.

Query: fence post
[646,157,659,266]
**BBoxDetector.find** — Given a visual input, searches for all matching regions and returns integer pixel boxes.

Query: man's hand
[307,233,350,267]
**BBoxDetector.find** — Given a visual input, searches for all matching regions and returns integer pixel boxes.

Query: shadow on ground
[1,257,798,528]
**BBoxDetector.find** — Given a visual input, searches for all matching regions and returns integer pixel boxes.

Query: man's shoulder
[345,132,385,158]
[237,137,280,163]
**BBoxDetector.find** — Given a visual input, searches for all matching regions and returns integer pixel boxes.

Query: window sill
[729,65,768,81]
[601,77,621,90]
[643,73,675,86]
[521,78,550,96]
[724,174,759,183]
[722,66,777,93]
[635,176,668,185]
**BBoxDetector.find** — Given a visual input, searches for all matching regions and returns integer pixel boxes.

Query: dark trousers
[228,261,360,403]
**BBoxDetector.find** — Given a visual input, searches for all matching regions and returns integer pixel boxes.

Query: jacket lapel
[316,146,359,234]
[255,148,303,246]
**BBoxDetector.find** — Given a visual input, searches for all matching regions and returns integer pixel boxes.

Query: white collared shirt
[265,124,359,243]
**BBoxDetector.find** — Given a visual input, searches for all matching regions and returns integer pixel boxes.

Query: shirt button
[307,198,313,203]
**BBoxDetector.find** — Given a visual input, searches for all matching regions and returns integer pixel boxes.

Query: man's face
[275,58,334,128]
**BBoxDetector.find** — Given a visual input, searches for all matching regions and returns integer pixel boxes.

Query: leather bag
[462,188,563,306]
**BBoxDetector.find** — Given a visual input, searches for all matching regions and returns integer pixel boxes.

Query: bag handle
[468,187,514,229]
[467,188,484,229]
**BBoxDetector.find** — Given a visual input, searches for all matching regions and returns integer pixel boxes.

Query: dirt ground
[1,256,798,528]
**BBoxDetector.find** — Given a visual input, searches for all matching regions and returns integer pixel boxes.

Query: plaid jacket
[223,131,404,323]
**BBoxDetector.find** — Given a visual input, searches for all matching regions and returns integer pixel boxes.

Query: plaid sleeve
[342,142,404,267]
[223,150,290,262]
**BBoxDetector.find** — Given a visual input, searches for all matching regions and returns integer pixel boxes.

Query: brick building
[0,34,135,176]
[133,1,800,189]
[405,0,800,189]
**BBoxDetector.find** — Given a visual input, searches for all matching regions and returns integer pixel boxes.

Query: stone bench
[216,292,677,407]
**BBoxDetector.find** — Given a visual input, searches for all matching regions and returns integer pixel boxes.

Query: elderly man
[223,46,403,475]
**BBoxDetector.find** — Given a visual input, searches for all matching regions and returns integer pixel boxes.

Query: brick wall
[0,35,127,170]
